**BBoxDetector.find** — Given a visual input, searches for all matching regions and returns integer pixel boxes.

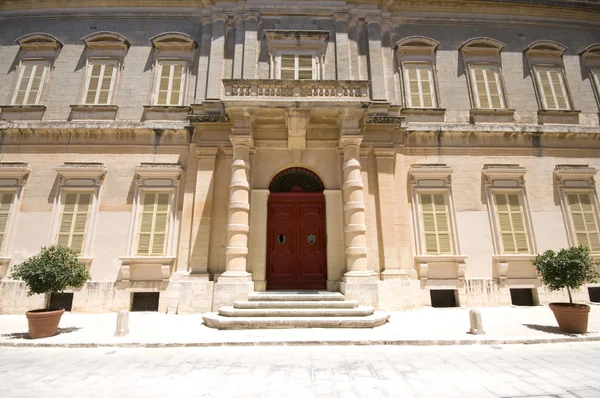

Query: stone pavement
[1,343,600,397]
[1,305,599,347]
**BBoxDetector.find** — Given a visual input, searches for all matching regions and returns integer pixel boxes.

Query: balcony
[222,79,370,107]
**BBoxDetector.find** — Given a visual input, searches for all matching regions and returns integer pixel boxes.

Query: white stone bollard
[469,309,485,335]
[114,309,129,337]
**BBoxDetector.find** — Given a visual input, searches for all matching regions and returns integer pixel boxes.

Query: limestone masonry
[0,0,599,316]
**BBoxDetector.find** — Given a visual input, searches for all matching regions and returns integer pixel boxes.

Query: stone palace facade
[0,0,599,316]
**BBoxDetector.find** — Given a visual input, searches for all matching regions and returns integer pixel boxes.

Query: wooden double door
[266,192,327,290]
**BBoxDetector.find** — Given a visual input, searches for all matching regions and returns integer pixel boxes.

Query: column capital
[222,147,233,158]
[245,12,260,21]
[359,148,371,158]
[230,135,255,149]
[333,13,349,22]
[373,147,396,158]
[211,13,228,23]
[365,16,382,25]
[339,135,363,148]
[196,146,219,158]
[234,13,246,24]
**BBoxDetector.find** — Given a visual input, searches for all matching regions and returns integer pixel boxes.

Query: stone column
[189,147,219,274]
[175,144,198,274]
[339,134,379,306]
[206,14,227,100]
[360,148,380,277]
[212,135,255,311]
[348,16,360,81]
[233,14,245,79]
[380,15,399,105]
[334,14,350,81]
[243,13,260,79]
[357,19,369,81]
[365,16,386,101]
[195,16,212,103]
[374,148,404,279]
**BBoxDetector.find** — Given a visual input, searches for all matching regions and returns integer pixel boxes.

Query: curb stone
[1,335,600,348]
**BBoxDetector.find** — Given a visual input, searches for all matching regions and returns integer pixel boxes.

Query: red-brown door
[267,192,327,290]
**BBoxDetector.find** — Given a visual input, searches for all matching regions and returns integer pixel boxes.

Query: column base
[340,273,379,307]
[212,272,254,312]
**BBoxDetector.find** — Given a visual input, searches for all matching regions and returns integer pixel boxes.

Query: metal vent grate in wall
[589,287,600,303]
[131,292,159,312]
[430,290,458,308]
[510,288,535,306]
[49,293,74,311]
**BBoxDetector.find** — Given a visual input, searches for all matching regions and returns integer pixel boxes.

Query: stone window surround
[409,164,466,281]
[459,37,515,123]
[263,29,329,80]
[119,163,182,282]
[580,43,600,109]
[0,33,63,121]
[51,162,107,268]
[69,31,130,120]
[395,36,445,121]
[0,162,31,279]
[554,164,600,254]
[146,32,197,110]
[524,40,579,120]
[483,164,538,287]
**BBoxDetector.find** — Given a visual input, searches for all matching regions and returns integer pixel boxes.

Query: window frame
[533,65,572,111]
[275,51,320,80]
[402,61,438,109]
[415,189,456,255]
[591,68,600,107]
[561,189,600,253]
[151,59,188,106]
[54,189,95,255]
[489,189,533,255]
[82,59,120,105]
[468,63,506,110]
[0,189,18,256]
[11,60,50,106]
[134,189,174,257]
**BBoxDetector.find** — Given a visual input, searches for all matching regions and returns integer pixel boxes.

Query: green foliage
[10,245,90,302]
[532,246,599,304]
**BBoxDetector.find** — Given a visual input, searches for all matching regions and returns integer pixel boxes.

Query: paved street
[1,343,600,398]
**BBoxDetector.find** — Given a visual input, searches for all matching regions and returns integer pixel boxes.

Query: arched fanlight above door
[269,167,324,193]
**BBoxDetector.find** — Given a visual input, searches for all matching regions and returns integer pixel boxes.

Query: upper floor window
[278,53,317,80]
[149,32,196,106]
[555,165,600,253]
[10,33,63,106]
[483,165,536,255]
[580,44,600,109]
[264,29,328,80]
[80,32,130,106]
[525,40,573,111]
[459,38,508,110]
[396,36,441,109]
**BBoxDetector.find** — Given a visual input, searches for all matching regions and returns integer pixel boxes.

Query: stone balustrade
[223,79,369,101]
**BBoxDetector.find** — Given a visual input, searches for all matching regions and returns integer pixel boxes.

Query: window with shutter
[137,192,171,256]
[278,53,316,80]
[470,65,504,109]
[155,62,186,106]
[566,192,600,253]
[12,61,49,105]
[536,66,570,110]
[84,62,117,105]
[592,69,600,100]
[0,191,15,253]
[493,192,530,254]
[419,192,453,255]
[56,192,92,255]
[404,63,435,108]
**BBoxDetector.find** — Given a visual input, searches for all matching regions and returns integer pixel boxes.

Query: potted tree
[10,245,90,339]
[533,246,599,333]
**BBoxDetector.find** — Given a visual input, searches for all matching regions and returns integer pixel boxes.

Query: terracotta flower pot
[26,308,65,339]
[549,303,590,334]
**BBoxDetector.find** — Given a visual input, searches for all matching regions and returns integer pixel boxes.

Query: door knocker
[277,234,286,245]
[307,233,317,246]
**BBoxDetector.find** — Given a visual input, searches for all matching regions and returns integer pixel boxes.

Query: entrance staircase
[202,291,389,329]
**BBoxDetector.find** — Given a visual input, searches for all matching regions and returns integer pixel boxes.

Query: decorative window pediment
[16,33,63,59]
[409,164,452,186]
[0,162,31,186]
[134,163,183,183]
[56,162,107,185]
[395,36,440,57]
[264,30,328,81]
[150,32,197,59]
[264,29,329,55]
[581,44,600,108]
[482,164,526,187]
[460,37,505,58]
[525,40,567,58]
[82,31,130,58]
[554,164,597,188]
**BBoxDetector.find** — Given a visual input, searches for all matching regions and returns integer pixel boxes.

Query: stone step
[219,306,374,317]
[248,292,345,302]
[234,300,360,309]
[203,313,390,330]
